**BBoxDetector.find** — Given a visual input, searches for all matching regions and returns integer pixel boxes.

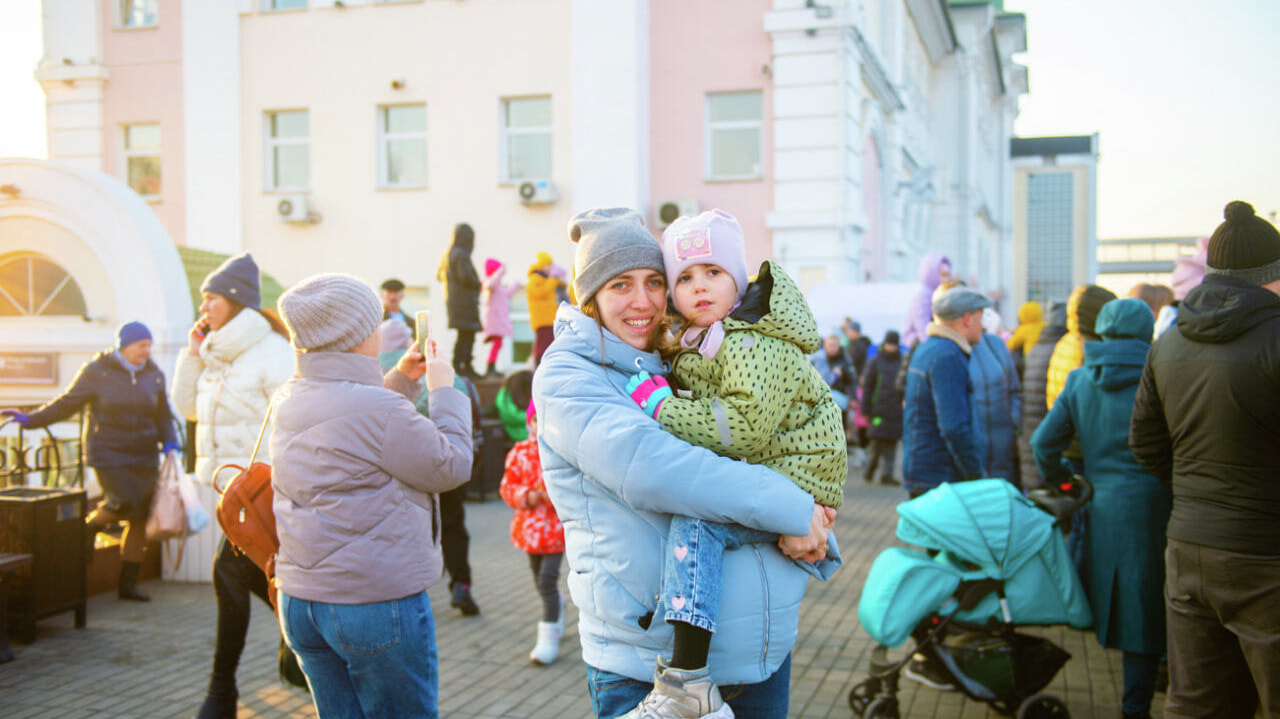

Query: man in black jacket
[1130,201,1280,719]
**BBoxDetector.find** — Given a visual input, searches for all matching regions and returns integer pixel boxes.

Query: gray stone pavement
[1,472,1159,718]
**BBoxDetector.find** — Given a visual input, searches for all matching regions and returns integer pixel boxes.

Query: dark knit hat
[1206,201,1280,286]
[568,208,664,303]
[116,321,152,349]
[882,330,900,346]
[201,252,261,309]
[380,278,406,292]
[1067,284,1117,340]
[279,274,383,352]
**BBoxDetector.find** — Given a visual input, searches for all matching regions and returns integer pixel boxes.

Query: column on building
[37,1,109,171]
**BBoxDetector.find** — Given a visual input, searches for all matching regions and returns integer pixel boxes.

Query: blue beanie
[117,321,152,349]
[201,252,262,309]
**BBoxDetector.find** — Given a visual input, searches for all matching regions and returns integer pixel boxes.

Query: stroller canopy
[897,479,1054,579]
[859,479,1091,648]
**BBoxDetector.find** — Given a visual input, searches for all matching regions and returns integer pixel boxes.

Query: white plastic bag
[176,465,211,533]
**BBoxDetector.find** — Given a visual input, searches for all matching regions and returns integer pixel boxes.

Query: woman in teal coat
[1030,297,1171,719]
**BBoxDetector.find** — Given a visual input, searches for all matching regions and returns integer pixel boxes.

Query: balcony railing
[0,416,86,490]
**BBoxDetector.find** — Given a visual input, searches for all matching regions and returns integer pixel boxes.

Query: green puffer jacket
[657,261,848,508]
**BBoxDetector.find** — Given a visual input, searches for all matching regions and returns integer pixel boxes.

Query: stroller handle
[1050,474,1093,530]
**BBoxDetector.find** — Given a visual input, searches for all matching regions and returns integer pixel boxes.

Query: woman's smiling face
[593,269,668,350]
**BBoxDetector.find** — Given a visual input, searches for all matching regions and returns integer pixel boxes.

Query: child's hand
[625,371,672,419]
[523,489,544,510]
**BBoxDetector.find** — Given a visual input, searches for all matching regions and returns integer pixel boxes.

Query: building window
[263,0,307,10]
[705,91,763,181]
[1026,171,1075,302]
[118,0,158,27]
[500,97,552,183]
[265,110,309,191]
[122,123,162,199]
[378,105,427,188]
[0,254,88,318]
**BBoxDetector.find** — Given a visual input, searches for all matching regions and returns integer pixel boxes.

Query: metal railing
[0,415,85,490]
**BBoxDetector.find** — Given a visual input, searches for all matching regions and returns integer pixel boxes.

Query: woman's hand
[397,343,428,381]
[778,505,837,563]
[187,318,210,355]
[417,340,455,392]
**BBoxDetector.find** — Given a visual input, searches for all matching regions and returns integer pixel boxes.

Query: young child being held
[623,209,847,719]
[499,402,566,666]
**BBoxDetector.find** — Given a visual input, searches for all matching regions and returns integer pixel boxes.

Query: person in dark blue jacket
[901,286,991,498]
[2,322,178,601]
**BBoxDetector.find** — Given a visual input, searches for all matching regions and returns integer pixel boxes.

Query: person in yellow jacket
[526,252,566,365]
[1046,284,1116,409]
[1006,301,1046,355]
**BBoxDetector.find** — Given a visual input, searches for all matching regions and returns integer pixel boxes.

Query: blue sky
[2,0,1276,238]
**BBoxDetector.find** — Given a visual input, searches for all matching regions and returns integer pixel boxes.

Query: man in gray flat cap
[901,285,992,498]
[898,283,993,691]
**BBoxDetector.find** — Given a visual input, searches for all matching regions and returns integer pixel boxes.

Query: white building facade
[23,0,1029,361]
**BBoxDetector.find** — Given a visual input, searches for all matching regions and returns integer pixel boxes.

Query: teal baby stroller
[851,478,1093,719]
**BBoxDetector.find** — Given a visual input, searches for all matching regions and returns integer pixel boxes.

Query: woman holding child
[532,207,838,719]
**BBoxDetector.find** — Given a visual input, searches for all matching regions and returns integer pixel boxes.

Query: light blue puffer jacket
[532,304,818,685]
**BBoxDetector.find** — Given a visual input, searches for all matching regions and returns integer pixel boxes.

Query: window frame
[263,109,310,192]
[498,96,553,185]
[262,0,308,11]
[116,0,158,28]
[0,253,88,318]
[376,104,428,190]
[704,91,765,182]
[121,122,162,201]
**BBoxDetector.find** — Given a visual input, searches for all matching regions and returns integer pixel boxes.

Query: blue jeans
[587,654,792,719]
[280,591,438,719]
[663,516,778,632]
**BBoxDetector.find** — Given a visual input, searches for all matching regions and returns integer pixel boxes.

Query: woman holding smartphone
[171,252,296,719]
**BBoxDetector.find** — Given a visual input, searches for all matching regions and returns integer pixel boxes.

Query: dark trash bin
[0,487,87,643]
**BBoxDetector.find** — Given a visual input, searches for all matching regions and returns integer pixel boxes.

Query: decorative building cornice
[905,0,957,64]
[849,27,905,112]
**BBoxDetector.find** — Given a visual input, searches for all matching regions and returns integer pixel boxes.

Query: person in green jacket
[1031,298,1171,719]
[624,210,845,718]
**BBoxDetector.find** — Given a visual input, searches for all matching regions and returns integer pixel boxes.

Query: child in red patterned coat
[500,402,566,666]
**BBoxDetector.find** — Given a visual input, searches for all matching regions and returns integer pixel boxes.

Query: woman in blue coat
[970,324,1022,486]
[2,322,179,601]
[532,208,834,719]
[1030,298,1171,719]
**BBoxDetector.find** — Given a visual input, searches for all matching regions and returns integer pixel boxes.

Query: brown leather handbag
[212,407,280,599]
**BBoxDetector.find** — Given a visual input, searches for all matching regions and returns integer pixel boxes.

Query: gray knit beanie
[278,274,383,352]
[569,208,664,303]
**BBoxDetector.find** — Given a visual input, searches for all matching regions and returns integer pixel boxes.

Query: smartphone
[415,311,431,356]
[198,319,211,335]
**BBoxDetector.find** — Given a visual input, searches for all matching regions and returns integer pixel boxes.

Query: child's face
[527,415,538,439]
[672,263,738,329]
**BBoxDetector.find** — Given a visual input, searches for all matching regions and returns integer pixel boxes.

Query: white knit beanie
[278,274,383,352]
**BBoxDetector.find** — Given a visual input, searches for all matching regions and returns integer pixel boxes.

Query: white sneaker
[529,620,562,665]
[620,657,735,719]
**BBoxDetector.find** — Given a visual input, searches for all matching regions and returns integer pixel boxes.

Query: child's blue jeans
[662,516,827,632]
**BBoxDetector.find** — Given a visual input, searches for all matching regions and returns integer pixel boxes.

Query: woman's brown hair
[223,296,290,338]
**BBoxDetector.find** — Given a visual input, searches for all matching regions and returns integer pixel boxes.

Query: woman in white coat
[171,252,295,719]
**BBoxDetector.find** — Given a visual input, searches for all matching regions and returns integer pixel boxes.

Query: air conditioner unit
[518,180,557,205]
[276,194,313,223]
[657,199,700,227]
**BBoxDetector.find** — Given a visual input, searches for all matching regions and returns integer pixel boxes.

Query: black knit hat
[1068,284,1117,341]
[1206,201,1280,285]
[882,330,900,346]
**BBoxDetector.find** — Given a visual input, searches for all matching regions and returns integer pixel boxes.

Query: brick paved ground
[1,472,1160,718]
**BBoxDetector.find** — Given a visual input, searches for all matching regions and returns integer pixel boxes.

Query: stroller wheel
[1016,693,1069,719]
[864,697,900,719]
[848,680,878,715]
